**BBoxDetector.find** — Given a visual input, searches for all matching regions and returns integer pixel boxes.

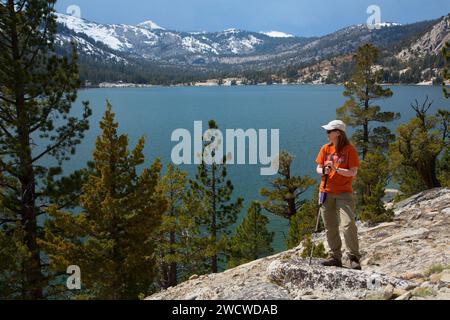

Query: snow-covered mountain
[54,12,445,75]
[56,13,301,65]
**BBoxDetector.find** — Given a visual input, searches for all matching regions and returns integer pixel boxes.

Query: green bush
[301,235,327,259]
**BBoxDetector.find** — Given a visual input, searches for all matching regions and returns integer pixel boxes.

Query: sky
[54,0,450,37]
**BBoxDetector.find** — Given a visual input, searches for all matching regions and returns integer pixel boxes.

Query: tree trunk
[361,87,371,208]
[211,165,217,273]
[168,230,177,287]
[286,168,296,219]
[363,121,369,161]
[363,89,370,161]
[18,100,42,300]
[21,177,42,300]
[253,212,258,260]
[111,221,121,299]
[10,0,43,298]
[160,262,169,289]
[287,197,296,219]
[418,158,442,189]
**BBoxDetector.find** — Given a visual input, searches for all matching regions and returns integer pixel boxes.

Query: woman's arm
[316,165,330,176]
[325,161,358,177]
[335,167,358,177]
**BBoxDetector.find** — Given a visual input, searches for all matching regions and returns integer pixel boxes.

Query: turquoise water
[49,85,449,253]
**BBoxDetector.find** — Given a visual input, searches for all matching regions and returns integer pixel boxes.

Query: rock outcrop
[397,14,450,61]
[267,258,415,300]
[147,188,450,300]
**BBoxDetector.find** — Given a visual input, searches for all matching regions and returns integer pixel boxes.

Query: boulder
[267,258,413,300]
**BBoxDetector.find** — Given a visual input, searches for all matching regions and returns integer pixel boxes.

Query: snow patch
[56,13,128,51]
[376,22,402,28]
[222,28,241,34]
[137,20,165,30]
[181,36,218,55]
[261,31,294,38]
[56,33,127,63]
[227,35,263,54]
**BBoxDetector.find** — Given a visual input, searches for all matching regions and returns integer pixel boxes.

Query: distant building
[194,80,219,87]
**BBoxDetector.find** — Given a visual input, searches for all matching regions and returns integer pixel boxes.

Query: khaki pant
[320,192,360,260]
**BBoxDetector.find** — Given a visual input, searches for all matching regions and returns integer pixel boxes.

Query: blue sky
[54,0,450,37]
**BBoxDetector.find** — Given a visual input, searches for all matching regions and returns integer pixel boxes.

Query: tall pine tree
[0,0,91,299]
[390,97,449,194]
[337,44,399,159]
[40,102,166,299]
[189,120,243,273]
[226,201,274,269]
[260,151,315,220]
[336,44,399,223]
[155,163,207,288]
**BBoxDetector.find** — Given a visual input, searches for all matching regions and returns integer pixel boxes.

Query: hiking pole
[309,168,330,265]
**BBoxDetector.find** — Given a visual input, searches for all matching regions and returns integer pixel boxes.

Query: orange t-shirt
[315,143,360,194]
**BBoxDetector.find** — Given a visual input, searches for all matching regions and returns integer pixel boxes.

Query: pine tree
[336,44,399,222]
[388,156,427,198]
[0,0,91,299]
[260,151,315,220]
[355,151,393,224]
[337,44,399,159]
[155,163,206,289]
[226,201,274,269]
[390,97,449,194]
[437,147,450,188]
[443,41,450,99]
[189,120,243,274]
[40,102,166,299]
[440,42,450,187]
[287,188,321,249]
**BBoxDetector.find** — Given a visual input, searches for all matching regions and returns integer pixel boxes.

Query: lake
[54,85,449,253]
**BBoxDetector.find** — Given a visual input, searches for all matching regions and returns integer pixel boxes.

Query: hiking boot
[321,256,342,267]
[349,255,361,270]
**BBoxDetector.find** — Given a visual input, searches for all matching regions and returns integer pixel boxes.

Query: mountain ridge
[54,12,449,85]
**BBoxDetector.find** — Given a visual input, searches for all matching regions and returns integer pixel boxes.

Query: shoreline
[81,82,444,89]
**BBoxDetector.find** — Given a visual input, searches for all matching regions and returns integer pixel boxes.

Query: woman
[315,120,361,270]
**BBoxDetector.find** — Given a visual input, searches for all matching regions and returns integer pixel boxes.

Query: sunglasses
[326,130,338,134]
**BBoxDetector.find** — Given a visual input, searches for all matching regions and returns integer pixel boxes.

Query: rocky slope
[397,14,450,61]
[146,188,450,300]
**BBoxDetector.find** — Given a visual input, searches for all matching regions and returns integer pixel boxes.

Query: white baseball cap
[321,120,346,132]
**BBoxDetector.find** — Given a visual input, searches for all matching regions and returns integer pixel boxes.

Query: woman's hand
[317,165,330,176]
[325,161,337,171]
